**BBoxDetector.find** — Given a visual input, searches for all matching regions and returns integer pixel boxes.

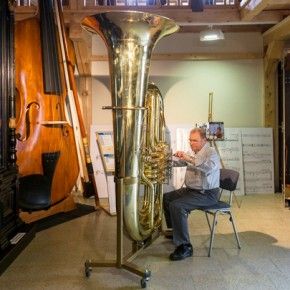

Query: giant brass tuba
[82,11,179,241]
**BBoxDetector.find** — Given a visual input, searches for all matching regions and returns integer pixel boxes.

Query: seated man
[163,127,220,261]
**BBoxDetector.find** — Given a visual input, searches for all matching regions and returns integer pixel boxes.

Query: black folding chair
[201,169,241,257]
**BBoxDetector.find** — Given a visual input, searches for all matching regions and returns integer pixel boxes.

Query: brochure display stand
[90,126,116,215]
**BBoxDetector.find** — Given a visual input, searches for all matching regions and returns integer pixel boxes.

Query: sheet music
[241,128,274,194]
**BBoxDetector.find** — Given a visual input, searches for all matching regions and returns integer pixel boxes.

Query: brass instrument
[82,11,178,286]
[139,83,171,237]
[82,11,179,242]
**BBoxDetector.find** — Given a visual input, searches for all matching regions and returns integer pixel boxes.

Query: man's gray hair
[190,127,207,139]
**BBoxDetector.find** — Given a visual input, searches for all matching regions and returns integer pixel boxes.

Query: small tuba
[139,83,172,236]
[82,11,179,241]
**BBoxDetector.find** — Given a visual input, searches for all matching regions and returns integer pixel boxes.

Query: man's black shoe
[163,230,173,240]
[169,243,193,261]
[164,233,173,240]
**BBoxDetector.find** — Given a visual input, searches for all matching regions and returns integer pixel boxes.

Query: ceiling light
[200,27,224,41]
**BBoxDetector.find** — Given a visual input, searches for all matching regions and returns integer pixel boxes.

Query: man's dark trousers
[163,187,219,246]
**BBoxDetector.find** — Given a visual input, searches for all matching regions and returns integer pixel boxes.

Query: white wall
[91,32,264,128]
[151,60,263,127]
[91,77,113,126]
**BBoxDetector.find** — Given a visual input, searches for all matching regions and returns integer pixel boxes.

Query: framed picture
[207,122,224,141]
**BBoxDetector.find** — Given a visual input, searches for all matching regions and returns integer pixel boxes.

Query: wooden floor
[0,193,290,289]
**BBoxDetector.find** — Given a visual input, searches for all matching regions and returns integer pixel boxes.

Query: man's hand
[173,151,195,165]
[173,151,186,158]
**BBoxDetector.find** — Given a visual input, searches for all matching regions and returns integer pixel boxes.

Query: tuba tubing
[82,11,179,241]
[141,83,170,233]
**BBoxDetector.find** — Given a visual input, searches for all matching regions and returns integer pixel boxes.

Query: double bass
[14,0,79,221]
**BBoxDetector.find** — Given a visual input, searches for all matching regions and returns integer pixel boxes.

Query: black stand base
[84,231,160,288]
[84,259,151,288]
[84,177,161,288]
[0,223,35,275]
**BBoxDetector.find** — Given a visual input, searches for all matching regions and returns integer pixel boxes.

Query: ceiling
[13,1,290,76]
[13,0,290,35]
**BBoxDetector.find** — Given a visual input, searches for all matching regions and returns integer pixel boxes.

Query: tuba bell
[82,11,179,241]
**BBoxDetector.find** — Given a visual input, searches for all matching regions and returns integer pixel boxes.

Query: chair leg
[205,212,212,231]
[208,212,218,257]
[233,191,242,208]
[229,211,241,249]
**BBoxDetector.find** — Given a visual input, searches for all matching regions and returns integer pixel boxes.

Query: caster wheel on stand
[84,261,92,278]
[85,267,92,278]
[140,278,147,288]
[140,270,151,288]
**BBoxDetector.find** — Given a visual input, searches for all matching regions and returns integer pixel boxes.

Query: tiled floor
[1,194,290,289]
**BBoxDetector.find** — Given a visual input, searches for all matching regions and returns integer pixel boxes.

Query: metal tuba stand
[85,178,158,288]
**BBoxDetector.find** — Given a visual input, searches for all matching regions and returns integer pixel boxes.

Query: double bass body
[15,14,79,217]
